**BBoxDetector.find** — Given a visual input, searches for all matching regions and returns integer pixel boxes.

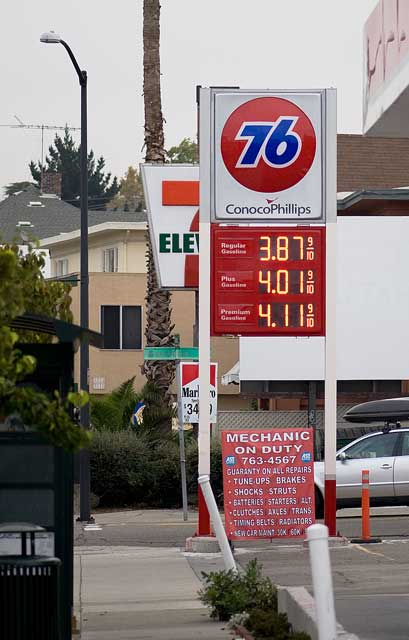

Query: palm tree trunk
[142,0,175,405]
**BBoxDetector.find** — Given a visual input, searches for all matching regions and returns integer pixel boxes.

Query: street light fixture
[40,31,91,522]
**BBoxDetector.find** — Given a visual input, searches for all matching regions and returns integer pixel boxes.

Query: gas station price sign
[211,226,325,336]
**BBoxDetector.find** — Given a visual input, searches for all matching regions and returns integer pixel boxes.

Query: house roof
[338,134,409,192]
[338,188,409,210]
[0,186,147,242]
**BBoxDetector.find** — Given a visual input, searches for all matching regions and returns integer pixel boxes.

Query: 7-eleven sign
[140,164,199,289]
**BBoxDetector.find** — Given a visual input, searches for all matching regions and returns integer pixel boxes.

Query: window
[103,247,119,273]
[55,259,69,277]
[101,305,142,349]
[399,432,409,456]
[343,433,399,460]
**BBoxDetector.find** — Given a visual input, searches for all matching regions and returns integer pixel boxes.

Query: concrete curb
[277,586,360,640]
[185,536,221,553]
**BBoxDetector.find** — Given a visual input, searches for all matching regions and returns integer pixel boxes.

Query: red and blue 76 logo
[221,97,316,193]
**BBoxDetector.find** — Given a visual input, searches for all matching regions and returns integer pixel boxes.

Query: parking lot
[76,507,409,639]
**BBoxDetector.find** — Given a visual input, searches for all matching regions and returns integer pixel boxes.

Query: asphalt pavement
[74,507,409,640]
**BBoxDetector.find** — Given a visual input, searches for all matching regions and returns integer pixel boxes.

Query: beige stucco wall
[45,226,241,404]
[48,228,146,276]
[69,274,240,401]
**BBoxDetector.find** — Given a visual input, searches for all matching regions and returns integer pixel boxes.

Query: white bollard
[306,524,337,640]
[198,475,237,572]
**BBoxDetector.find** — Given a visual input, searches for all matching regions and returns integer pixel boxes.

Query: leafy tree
[91,377,138,432]
[90,377,175,437]
[166,138,198,164]
[142,0,176,411]
[107,166,145,211]
[3,181,36,197]
[29,128,119,210]
[0,243,90,450]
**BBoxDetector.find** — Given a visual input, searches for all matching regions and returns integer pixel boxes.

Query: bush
[90,430,223,508]
[199,559,311,640]
[247,607,311,640]
[198,559,277,621]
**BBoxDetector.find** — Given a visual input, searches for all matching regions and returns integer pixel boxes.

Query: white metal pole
[176,363,189,521]
[324,88,337,535]
[199,88,212,478]
[199,475,237,572]
[306,524,337,640]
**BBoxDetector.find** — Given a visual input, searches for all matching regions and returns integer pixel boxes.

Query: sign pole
[324,88,337,536]
[176,362,189,522]
[198,87,212,535]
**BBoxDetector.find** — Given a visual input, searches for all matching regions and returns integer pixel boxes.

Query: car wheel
[315,487,324,519]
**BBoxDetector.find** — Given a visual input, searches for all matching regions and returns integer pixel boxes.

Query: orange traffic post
[350,468,381,544]
[361,469,370,541]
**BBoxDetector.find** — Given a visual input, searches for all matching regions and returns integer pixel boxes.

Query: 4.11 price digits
[258,303,316,329]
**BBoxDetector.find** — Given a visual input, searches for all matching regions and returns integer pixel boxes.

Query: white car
[314,428,409,517]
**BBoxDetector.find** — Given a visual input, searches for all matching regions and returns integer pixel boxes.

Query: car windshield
[343,432,399,460]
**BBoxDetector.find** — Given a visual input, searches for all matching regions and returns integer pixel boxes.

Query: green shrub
[246,608,311,640]
[90,378,138,432]
[199,559,311,639]
[90,431,152,505]
[198,559,277,621]
[90,430,223,508]
[247,608,291,639]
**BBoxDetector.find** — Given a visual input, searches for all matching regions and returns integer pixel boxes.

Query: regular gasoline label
[222,428,315,539]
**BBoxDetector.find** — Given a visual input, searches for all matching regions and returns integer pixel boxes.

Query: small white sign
[177,362,218,423]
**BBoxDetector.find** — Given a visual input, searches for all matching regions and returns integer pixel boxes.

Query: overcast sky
[0,0,378,197]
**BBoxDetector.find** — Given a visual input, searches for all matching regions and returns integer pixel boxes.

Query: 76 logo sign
[221,96,316,193]
[235,117,301,169]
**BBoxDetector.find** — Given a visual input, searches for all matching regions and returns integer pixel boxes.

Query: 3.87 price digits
[259,234,315,262]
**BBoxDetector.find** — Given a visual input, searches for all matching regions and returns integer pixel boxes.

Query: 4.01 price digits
[259,269,315,295]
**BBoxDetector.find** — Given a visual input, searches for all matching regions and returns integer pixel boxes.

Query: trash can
[0,523,61,640]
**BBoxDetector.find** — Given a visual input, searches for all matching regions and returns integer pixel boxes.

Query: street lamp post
[40,31,91,522]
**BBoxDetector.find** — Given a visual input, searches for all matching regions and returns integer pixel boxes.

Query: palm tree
[142,0,175,407]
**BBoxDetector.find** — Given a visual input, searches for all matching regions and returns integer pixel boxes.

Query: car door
[392,430,409,498]
[336,432,400,500]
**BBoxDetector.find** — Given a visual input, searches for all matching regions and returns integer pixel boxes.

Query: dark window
[398,432,409,456]
[102,306,120,349]
[122,306,142,349]
[344,433,400,459]
[101,305,142,350]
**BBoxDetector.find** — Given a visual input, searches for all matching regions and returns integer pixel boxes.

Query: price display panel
[211,226,325,336]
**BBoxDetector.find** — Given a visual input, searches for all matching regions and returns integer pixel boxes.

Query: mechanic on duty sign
[222,428,315,539]
[211,90,325,222]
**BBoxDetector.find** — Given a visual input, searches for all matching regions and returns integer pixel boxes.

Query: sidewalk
[74,544,228,640]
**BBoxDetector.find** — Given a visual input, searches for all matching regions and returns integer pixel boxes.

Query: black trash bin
[0,523,61,640]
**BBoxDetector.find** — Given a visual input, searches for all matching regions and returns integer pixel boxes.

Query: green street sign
[177,347,199,359]
[143,347,199,360]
